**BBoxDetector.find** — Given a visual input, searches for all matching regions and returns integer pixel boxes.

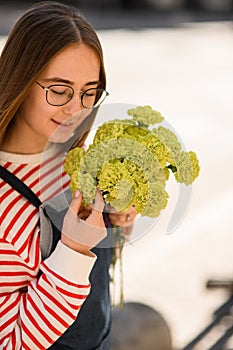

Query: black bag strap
[0,165,42,208]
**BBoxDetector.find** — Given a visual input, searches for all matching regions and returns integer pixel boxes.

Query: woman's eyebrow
[43,77,101,86]
[43,77,74,84]
[85,81,101,87]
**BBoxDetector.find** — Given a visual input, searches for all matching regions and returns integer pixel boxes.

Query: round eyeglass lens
[47,85,73,106]
[82,88,108,108]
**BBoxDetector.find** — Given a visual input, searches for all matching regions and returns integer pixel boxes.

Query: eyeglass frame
[35,81,109,108]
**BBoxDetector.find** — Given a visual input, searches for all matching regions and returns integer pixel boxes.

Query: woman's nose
[63,93,83,115]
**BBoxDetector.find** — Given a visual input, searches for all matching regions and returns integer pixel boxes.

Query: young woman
[0,2,136,349]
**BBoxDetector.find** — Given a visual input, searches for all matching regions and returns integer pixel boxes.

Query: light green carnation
[132,183,149,214]
[189,151,200,181]
[153,126,182,165]
[98,159,132,196]
[127,105,164,126]
[122,124,149,138]
[110,179,134,212]
[69,170,80,194]
[93,121,126,145]
[64,147,85,176]
[174,151,194,185]
[78,172,97,205]
[139,133,168,168]
[143,182,169,218]
[133,182,168,218]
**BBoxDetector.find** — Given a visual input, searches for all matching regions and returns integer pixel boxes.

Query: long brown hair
[0,1,106,147]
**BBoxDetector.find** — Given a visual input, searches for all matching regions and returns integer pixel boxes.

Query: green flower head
[127,105,164,126]
[64,147,85,176]
[174,151,200,185]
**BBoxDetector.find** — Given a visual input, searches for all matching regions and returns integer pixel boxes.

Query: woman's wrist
[61,235,95,257]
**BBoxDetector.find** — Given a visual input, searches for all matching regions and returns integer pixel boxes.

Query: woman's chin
[49,125,76,144]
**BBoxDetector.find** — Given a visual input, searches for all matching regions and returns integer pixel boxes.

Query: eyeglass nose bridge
[68,88,87,108]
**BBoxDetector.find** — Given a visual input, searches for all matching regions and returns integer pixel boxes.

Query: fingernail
[74,190,80,198]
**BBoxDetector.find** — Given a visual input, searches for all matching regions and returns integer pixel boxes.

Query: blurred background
[0,0,233,34]
[0,1,232,349]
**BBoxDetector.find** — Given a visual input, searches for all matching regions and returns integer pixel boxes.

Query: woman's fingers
[79,210,91,220]
[108,206,137,227]
[92,190,105,214]
[86,190,105,228]
[61,189,107,252]
[69,190,83,216]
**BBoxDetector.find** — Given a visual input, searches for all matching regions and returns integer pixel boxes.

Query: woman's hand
[61,190,107,256]
[107,205,138,242]
[108,206,137,226]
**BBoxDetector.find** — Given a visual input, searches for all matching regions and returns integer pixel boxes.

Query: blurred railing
[182,280,233,350]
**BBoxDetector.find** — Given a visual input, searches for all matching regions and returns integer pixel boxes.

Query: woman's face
[12,43,101,153]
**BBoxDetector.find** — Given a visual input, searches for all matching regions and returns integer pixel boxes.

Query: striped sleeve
[0,146,97,348]
[0,240,96,350]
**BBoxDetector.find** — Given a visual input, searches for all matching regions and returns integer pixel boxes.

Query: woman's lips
[52,119,74,128]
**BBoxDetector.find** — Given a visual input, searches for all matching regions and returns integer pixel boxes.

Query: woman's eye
[51,89,66,96]
[85,91,96,97]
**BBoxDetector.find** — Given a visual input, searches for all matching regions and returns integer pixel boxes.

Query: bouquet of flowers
[64,105,200,219]
[64,105,200,306]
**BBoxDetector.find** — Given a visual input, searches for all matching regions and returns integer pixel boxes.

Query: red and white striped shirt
[0,144,96,350]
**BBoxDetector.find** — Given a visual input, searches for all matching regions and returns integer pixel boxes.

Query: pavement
[0,2,233,349]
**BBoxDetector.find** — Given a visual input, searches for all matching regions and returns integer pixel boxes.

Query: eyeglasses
[35,81,109,108]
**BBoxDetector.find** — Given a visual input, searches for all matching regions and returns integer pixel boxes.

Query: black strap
[0,165,42,208]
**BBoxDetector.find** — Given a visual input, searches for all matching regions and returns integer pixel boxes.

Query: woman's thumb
[69,190,82,216]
